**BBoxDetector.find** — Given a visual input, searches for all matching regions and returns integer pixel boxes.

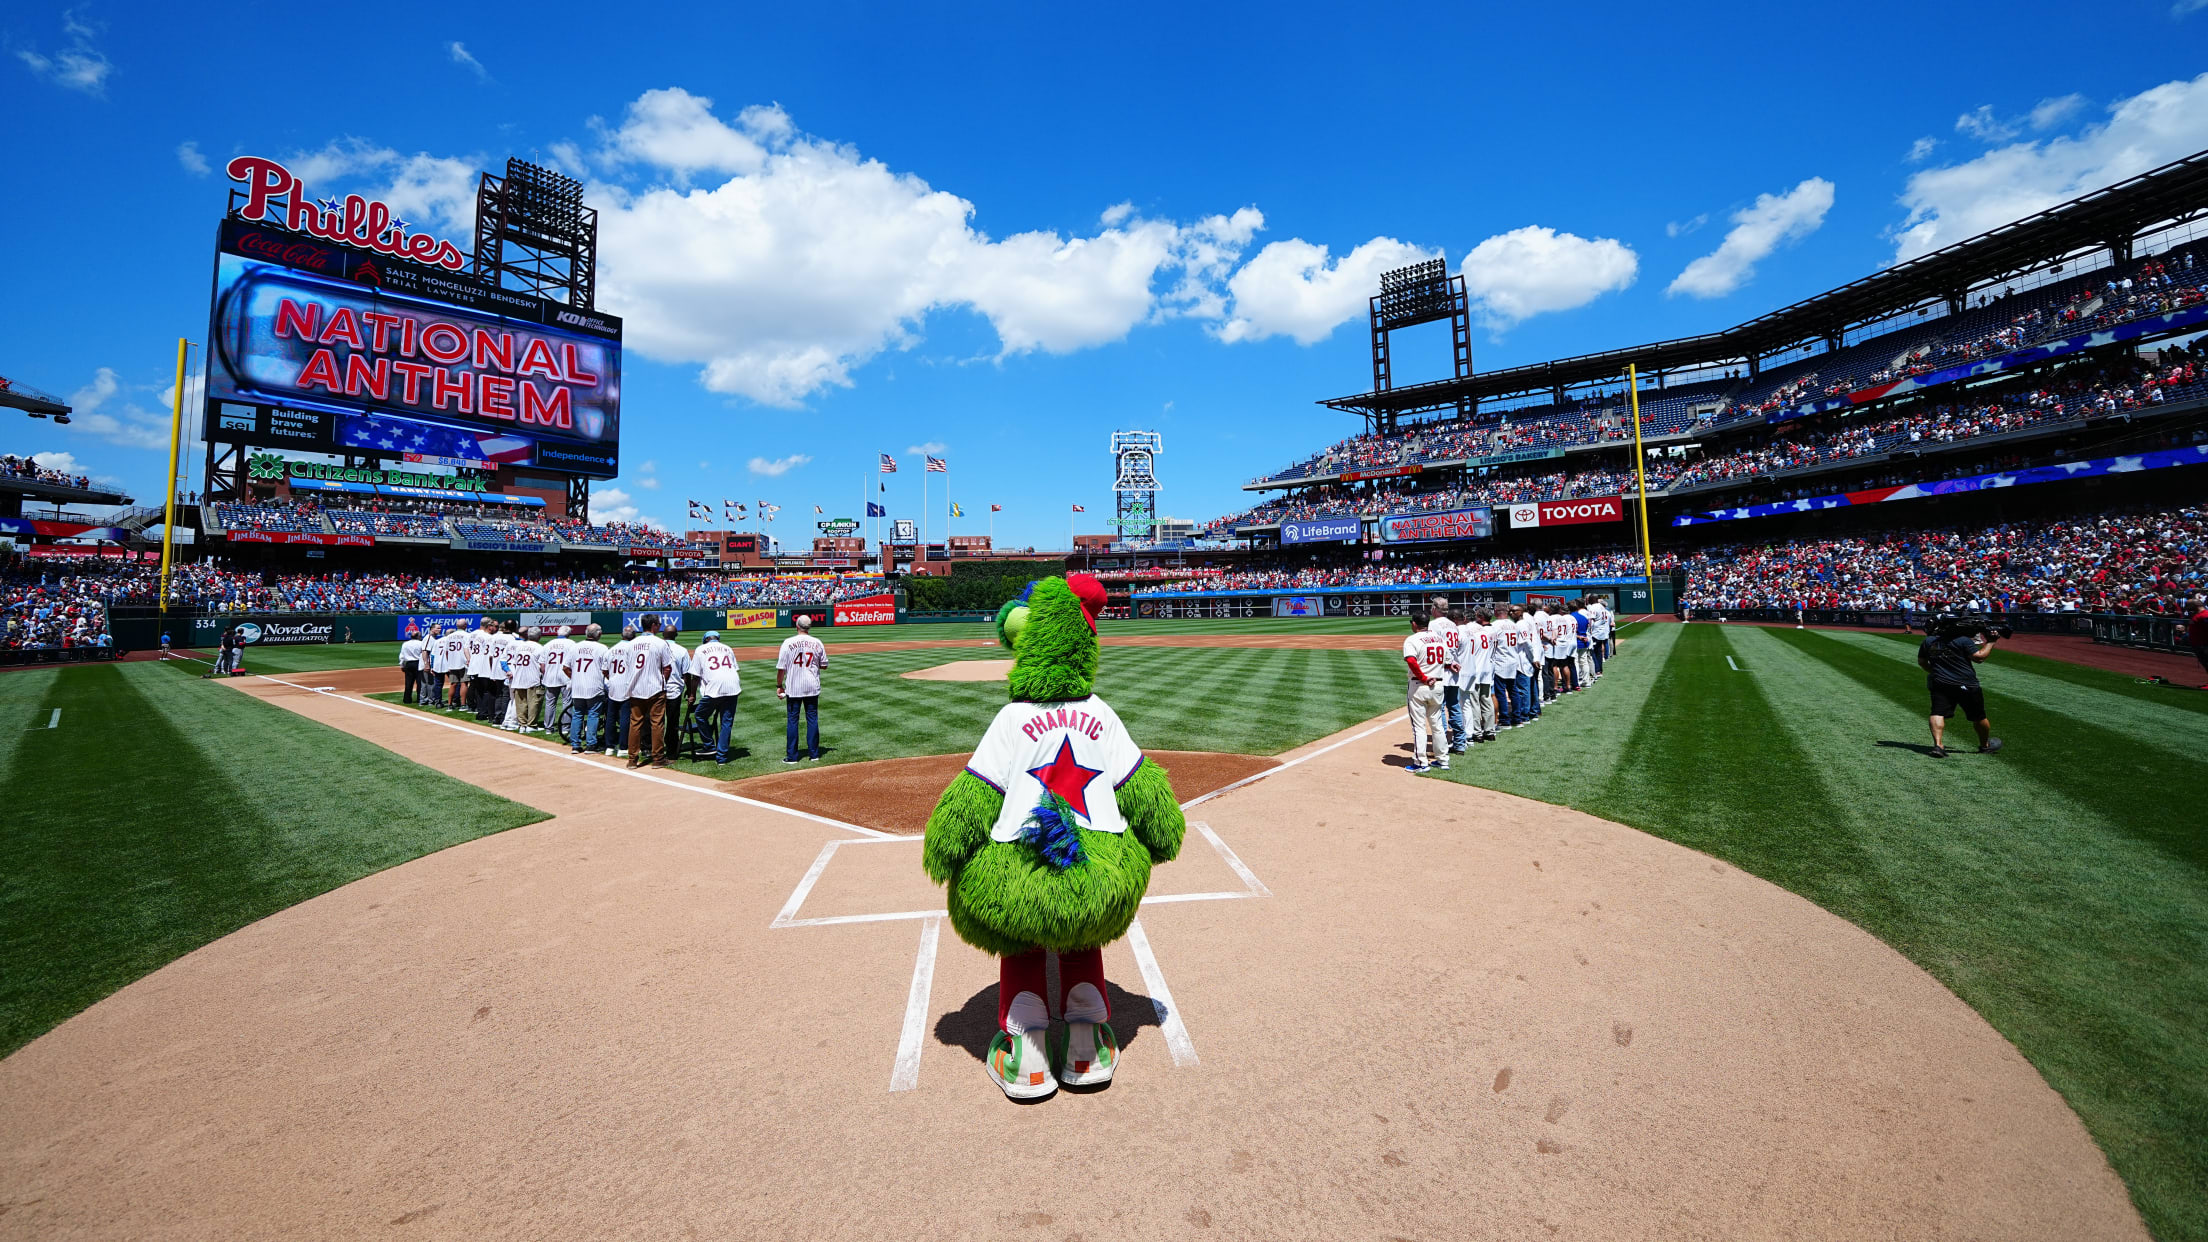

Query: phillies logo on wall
[226,155,468,272]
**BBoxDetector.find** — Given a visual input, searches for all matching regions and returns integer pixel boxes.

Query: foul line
[1727,656,1742,672]
[889,916,942,1093]
[180,656,892,840]
[1179,719,1395,811]
[46,709,60,729]
[1125,917,1198,1067]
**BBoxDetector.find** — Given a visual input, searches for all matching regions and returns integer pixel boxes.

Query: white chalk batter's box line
[772,822,1266,1089]
[768,820,1269,930]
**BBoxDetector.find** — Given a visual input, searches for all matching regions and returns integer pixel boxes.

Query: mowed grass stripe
[0,663,548,1057]
[1435,622,1682,800]
[1818,628,2208,752]
[1749,626,2208,1240]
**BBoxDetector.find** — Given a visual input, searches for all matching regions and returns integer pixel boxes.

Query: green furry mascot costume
[922,573,1184,1099]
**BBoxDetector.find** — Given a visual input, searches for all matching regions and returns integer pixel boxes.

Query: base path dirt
[732,750,1277,836]
[0,676,2147,1240]
[900,658,1014,682]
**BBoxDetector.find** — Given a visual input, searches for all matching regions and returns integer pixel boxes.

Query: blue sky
[6,1,2205,548]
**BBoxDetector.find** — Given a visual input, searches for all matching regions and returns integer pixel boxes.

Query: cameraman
[1916,617,2004,759]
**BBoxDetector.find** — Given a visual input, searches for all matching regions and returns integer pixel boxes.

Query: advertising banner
[724,608,778,630]
[233,618,336,645]
[1379,506,1493,543]
[833,593,897,626]
[520,611,592,629]
[1508,496,1623,528]
[1338,464,1422,482]
[1271,595,1324,617]
[452,537,553,554]
[399,614,477,640]
[621,610,683,633]
[1281,515,1362,545]
[816,518,860,535]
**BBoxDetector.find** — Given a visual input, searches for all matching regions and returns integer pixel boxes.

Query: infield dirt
[0,658,2147,1240]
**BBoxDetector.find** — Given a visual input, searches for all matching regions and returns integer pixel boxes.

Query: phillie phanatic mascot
[922,573,1185,1100]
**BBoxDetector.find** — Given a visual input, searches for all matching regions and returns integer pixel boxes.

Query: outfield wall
[1133,581,1674,619]
[109,599,904,652]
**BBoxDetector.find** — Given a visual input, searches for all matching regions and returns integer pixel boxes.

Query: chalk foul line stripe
[888,916,941,1093]
[1126,917,1198,1067]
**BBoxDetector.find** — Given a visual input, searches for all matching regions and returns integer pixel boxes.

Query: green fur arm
[923,770,1004,885]
[1116,758,1186,864]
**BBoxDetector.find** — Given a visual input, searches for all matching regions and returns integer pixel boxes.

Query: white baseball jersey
[778,634,827,697]
[1590,604,1612,641]
[662,641,689,700]
[507,639,543,689]
[1427,615,1460,672]
[465,628,495,676]
[963,696,1145,842]
[1402,629,1448,692]
[484,631,513,681]
[566,640,610,697]
[604,639,633,701]
[693,641,743,697]
[1516,616,1541,669]
[434,631,463,673]
[621,633,670,699]
[541,636,574,687]
[1463,622,1496,686]
[399,638,424,666]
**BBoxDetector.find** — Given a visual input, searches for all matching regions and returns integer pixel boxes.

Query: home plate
[899,659,1011,681]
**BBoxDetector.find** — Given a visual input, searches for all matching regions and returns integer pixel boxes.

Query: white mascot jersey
[964,695,1146,843]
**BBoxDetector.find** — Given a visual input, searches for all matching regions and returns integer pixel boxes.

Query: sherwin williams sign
[1378,506,1493,543]
[1280,515,1362,544]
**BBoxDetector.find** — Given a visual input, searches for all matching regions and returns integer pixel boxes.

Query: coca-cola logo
[235,230,340,271]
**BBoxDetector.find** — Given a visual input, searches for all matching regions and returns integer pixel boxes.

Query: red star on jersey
[1026,737,1104,820]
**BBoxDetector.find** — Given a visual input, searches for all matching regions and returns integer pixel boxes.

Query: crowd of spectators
[326,508,451,538]
[0,454,97,491]
[1681,506,2207,614]
[212,501,327,534]
[0,557,126,647]
[1134,550,1674,594]
[525,574,885,608]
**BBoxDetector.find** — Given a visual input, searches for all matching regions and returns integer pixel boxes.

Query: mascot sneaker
[1053,1021,1118,1087]
[987,1027,1057,1100]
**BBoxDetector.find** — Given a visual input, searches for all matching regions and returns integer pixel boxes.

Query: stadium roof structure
[1322,147,2208,422]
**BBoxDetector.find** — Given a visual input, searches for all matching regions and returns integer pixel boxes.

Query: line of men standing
[1401,595,1616,771]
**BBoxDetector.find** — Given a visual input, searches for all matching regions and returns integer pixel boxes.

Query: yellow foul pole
[1626,363,1655,617]
[158,338,189,614]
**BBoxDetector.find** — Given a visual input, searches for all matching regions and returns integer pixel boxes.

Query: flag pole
[1627,363,1656,617]
[158,337,191,614]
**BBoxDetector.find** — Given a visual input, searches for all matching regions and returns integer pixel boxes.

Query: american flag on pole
[814,505,823,514]
[990,504,1002,513]
[879,453,897,473]
[1071,504,1085,512]
[925,456,947,473]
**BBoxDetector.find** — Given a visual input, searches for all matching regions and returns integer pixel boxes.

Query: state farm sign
[833,593,897,627]
[1510,496,1623,528]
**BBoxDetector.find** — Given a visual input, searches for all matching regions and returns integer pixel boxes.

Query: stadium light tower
[1109,430,1163,544]
[1368,259,1473,433]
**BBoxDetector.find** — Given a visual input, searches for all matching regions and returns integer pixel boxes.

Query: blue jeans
[609,699,631,752]
[1442,684,1464,747]
[568,695,604,752]
[1514,672,1537,719]
[785,695,820,761]
[701,694,739,762]
[1591,643,1605,674]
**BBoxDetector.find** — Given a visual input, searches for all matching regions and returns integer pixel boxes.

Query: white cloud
[1214,236,1435,345]
[1955,104,2018,143]
[2030,94,2086,129]
[906,442,945,456]
[448,41,489,81]
[748,454,812,476]
[16,10,110,94]
[177,141,210,176]
[1665,213,1709,239]
[64,368,178,452]
[1906,136,1939,163]
[597,88,779,178]
[591,486,665,530]
[1668,177,1835,299]
[1459,226,1639,328]
[1956,94,2093,145]
[2178,0,2208,15]
[30,451,82,474]
[281,139,481,236]
[1895,73,2208,260]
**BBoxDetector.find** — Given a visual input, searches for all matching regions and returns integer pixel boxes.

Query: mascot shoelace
[922,573,1184,1100]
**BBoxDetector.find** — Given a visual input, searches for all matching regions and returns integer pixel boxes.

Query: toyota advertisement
[206,219,623,477]
[1378,506,1493,543]
[1506,496,1624,528]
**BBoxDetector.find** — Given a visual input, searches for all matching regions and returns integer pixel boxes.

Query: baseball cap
[702,631,719,642]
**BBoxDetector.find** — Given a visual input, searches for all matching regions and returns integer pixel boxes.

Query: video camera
[1926,611,2014,641]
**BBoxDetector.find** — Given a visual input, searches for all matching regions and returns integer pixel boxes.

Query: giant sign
[1507,496,1623,528]
[1281,515,1362,544]
[1378,506,1493,543]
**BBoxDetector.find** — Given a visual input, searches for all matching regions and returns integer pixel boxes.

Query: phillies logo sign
[226,155,468,272]
[1515,496,1624,528]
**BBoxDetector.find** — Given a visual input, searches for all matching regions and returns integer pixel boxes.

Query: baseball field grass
[0,659,549,1059]
[1438,622,2208,1241]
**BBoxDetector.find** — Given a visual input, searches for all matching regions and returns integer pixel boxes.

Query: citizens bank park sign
[1506,496,1624,528]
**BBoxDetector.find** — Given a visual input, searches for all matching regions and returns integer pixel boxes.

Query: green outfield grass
[0,661,549,1058]
[370,640,1413,780]
[1436,623,2207,1240]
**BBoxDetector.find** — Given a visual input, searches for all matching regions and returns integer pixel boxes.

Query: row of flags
[686,499,783,521]
[674,453,1087,526]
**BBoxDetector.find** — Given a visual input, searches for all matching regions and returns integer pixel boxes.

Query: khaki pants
[1406,681,1446,765]
[1468,682,1497,736]
[628,696,667,766]
[512,685,543,729]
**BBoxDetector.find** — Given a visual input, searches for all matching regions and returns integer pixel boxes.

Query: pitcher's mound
[900,659,1013,681]
[733,750,1274,834]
